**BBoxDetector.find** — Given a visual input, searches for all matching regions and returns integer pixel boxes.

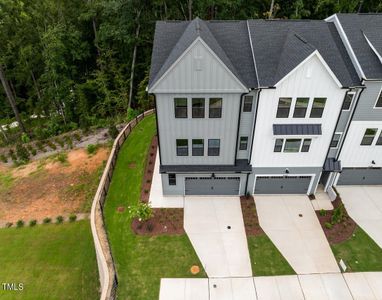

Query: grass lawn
[0,220,99,300]
[331,226,382,272]
[248,235,295,276]
[104,115,206,300]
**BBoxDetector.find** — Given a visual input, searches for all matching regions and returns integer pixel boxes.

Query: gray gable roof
[336,14,382,79]
[149,18,361,90]
[247,19,360,87]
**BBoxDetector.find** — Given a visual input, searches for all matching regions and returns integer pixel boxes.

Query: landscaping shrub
[127,203,153,222]
[16,220,24,228]
[325,222,333,229]
[5,222,13,228]
[331,204,345,224]
[43,217,52,224]
[29,219,37,227]
[21,132,30,143]
[87,144,98,155]
[108,124,119,139]
[0,154,7,163]
[319,209,327,217]
[56,216,64,224]
[16,143,30,162]
[69,214,77,222]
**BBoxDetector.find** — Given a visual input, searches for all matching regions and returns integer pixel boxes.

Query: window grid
[192,98,205,118]
[243,96,253,112]
[192,139,204,156]
[176,139,188,156]
[168,174,176,185]
[276,98,292,118]
[209,98,222,118]
[239,136,248,150]
[208,139,220,156]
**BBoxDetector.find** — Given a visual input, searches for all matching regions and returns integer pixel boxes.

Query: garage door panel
[255,176,311,194]
[337,168,382,185]
[185,177,240,195]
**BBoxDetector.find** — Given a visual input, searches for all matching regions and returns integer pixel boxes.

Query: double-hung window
[274,139,283,152]
[376,131,382,146]
[209,98,222,118]
[192,98,205,118]
[301,139,311,152]
[243,96,253,112]
[174,98,187,118]
[331,133,342,148]
[208,139,220,156]
[342,93,354,110]
[361,128,378,146]
[239,137,248,150]
[276,98,292,118]
[310,98,326,118]
[168,174,176,185]
[283,139,302,153]
[293,98,309,118]
[192,139,204,156]
[375,90,382,108]
[176,139,188,156]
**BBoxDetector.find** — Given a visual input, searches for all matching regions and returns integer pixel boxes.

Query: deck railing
[90,109,155,300]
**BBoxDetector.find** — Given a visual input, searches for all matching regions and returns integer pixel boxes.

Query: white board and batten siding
[251,53,347,168]
[339,121,382,168]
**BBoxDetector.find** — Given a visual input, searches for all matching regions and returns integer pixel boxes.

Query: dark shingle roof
[336,14,382,79]
[273,124,322,135]
[247,19,360,87]
[149,18,361,89]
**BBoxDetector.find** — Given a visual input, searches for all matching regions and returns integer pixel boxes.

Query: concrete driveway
[255,195,339,274]
[337,186,382,248]
[184,196,252,277]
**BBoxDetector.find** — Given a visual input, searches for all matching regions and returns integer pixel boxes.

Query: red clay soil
[131,208,184,235]
[140,136,158,203]
[316,197,357,244]
[240,196,264,236]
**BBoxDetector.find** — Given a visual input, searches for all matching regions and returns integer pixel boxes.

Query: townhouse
[148,14,382,196]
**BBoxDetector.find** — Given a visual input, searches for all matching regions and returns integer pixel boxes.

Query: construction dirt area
[0,147,109,224]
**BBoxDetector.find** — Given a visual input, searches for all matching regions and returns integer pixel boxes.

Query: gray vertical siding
[353,81,382,121]
[236,91,258,160]
[156,93,241,165]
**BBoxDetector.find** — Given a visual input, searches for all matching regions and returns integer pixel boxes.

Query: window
[239,136,248,150]
[342,93,354,110]
[192,139,204,156]
[331,133,342,148]
[208,139,220,156]
[376,131,382,146]
[310,98,326,118]
[209,98,222,118]
[293,98,309,118]
[276,98,292,118]
[361,128,378,146]
[284,139,302,153]
[274,139,283,152]
[168,174,176,185]
[243,96,253,112]
[176,139,188,156]
[376,90,382,108]
[174,98,187,118]
[192,98,205,118]
[301,139,311,152]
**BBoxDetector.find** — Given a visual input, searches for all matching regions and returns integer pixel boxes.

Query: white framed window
[276,98,292,118]
[330,133,342,148]
[310,98,326,118]
[376,130,382,146]
[342,92,355,111]
[374,88,382,109]
[293,98,309,118]
[360,128,378,146]
[274,138,312,153]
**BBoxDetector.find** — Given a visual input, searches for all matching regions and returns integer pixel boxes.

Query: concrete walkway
[184,197,252,277]
[337,186,382,248]
[159,273,382,299]
[255,195,339,274]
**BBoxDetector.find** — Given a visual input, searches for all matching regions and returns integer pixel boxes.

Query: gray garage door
[337,168,382,185]
[255,176,311,194]
[185,177,240,195]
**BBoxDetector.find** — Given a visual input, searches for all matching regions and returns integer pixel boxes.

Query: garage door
[255,176,311,194]
[185,177,240,195]
[337,168,382,185]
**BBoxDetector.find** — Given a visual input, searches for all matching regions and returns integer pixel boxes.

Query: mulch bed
[240,196,264,236]
[131,208,184,235]
[316,197,357,244]
[140,136,158,203]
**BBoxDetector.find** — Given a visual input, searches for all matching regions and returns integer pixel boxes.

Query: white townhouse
[148,14,382,197]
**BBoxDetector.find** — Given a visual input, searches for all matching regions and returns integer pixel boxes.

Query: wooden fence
[90,109,155,300]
